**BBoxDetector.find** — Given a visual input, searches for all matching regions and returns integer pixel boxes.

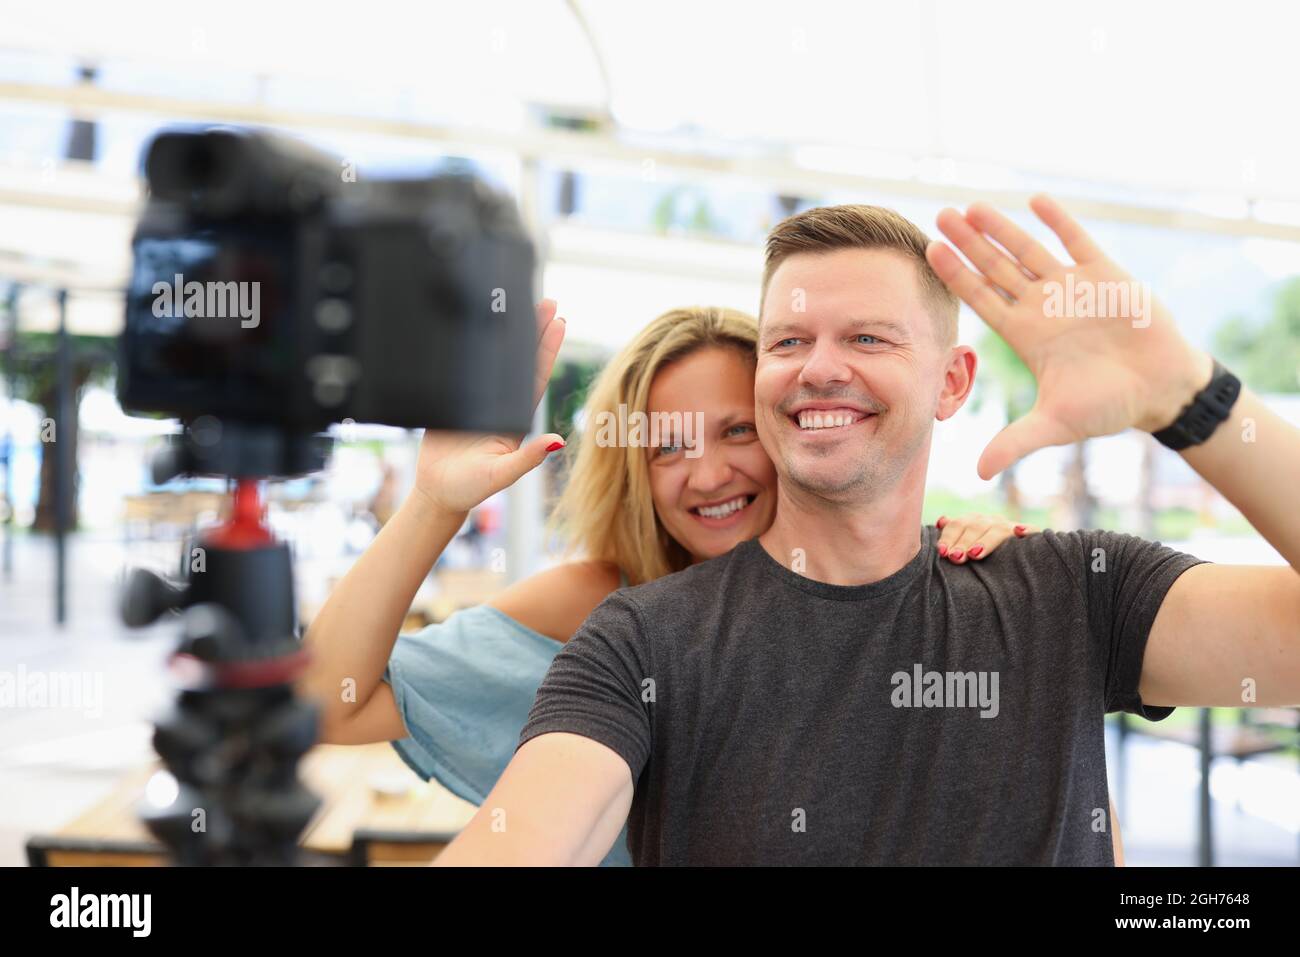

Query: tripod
[121,427,327,865]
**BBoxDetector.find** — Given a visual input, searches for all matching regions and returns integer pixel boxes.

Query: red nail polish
[937,544,948,556]
[937,515,948,528]
[1013,524,1026,536]
[969,545,983,558]
[546,441,564,452]
[950,549,963,561]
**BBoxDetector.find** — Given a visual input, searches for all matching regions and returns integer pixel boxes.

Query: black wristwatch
[1151,359,1241,451]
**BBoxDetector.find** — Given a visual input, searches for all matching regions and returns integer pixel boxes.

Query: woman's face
[645,346,777,562]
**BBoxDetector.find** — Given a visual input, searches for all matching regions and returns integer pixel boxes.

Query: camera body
[118,127,538,444]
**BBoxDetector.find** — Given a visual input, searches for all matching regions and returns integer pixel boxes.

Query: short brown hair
[760,204,958,346]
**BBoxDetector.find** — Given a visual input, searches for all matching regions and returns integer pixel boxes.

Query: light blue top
[382,602,633,867]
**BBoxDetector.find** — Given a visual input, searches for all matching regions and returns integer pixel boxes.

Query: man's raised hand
[925,195,1212,480]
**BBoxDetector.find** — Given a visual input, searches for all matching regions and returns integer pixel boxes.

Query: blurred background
[1,0,1297,866]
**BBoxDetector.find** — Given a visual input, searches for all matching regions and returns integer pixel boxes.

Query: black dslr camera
[116,127,540,865]
[119,126,538,465]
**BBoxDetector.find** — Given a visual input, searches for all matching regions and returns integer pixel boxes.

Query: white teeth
[797,410,861,430]
[696,495,750,519]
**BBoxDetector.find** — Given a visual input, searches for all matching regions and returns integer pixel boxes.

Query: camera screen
[122,229,295,421]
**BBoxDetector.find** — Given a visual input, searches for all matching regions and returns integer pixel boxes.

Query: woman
[299,301,1048,866]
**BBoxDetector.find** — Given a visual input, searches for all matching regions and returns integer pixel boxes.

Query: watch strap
[1152,359,1241,451]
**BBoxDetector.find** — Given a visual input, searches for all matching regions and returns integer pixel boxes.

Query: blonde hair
[549,306,758,585]
[760,203,959,346]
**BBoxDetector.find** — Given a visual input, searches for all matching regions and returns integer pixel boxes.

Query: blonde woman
[300,301,1039,866]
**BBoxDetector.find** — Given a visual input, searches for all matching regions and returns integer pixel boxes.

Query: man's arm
[1141,389,1300,706]
[927,195,1300,708]
[1143,563,1300,706]
[433,732,633,866]
[436,589,653,864]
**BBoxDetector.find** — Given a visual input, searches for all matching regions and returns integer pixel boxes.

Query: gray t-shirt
[517,526,1204,865]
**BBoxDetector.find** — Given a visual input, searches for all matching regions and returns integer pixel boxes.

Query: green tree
[1213,276,1300,394]
[651,187,717,235]
[975,328,1099,526]
[971,329,1036,515]
[4,327,115,532]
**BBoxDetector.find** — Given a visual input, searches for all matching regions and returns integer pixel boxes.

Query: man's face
[755,247,955,503]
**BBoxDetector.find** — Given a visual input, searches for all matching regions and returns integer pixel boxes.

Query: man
[434,196,1300,865]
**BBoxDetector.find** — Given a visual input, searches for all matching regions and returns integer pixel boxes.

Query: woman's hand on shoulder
[934,513,1039,564]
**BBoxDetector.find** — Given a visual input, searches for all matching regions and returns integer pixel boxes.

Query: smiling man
[433,197,1300,866]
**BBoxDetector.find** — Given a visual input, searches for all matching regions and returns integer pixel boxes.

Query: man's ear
[936,345,977,421]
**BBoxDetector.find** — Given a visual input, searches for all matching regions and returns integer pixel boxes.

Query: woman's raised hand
[412,299,567,514]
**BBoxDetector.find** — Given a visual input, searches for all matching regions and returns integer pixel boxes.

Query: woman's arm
[320,558,625,748]
[299,301,567,743]
[299,490,466,742]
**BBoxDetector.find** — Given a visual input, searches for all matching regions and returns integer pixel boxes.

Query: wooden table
[26,742,478,866]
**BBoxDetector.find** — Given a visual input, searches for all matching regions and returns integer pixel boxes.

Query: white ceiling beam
[3,80,1300,245]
